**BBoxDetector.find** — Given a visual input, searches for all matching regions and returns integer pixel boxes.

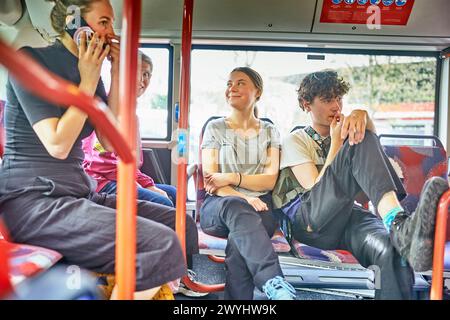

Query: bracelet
[236,172,242,188]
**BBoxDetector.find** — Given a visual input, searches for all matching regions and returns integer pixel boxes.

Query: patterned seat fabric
[292,240,359,264]
[5,240,62,286]
[383,142,449,272]
[198,224,291,253]
[383,144,448,213]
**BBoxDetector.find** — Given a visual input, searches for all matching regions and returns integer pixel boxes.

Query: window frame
[139,43,174,141]
[191,44,442,136]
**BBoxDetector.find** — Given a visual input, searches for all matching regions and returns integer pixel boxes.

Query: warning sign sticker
[320,0,414,25]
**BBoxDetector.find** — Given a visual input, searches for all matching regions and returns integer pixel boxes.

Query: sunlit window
[189,48,437,163]
[101,45,172,140]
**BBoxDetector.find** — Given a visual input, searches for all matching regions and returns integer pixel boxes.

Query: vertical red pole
[430,190,450,300]
[116,0,141,299]
[175,0,194,258]
[0,223,12,298]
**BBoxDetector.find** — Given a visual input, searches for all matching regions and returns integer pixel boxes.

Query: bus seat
[380,134,449,299]
[8,241,63,286]
[198,225,290,254]
[381,138,448,213]
[194,116,291,255]
[291,240,359,264]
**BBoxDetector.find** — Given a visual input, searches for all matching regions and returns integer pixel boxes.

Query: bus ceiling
[1,0,449,51]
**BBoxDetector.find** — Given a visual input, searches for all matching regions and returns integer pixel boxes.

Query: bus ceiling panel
[110,0,183,36]
[111,0,316,37]
[190,32,449,52]
[313,0,450,38]
[0,0,23,26]
[192,0,316,33]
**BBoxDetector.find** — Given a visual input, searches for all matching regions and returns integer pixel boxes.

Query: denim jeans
[100,181,176,207]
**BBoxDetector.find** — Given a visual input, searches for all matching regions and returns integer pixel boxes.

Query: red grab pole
[176,0,224,293]
[175,0,194,257]
[115,0,142,300]
[0,222,12,298]
[430,189,450,300]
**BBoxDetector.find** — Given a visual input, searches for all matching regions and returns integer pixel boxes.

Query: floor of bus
[175,254,360,300]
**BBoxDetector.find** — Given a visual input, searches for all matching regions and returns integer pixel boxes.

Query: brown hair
[45,0,99,35]
[231,67,263,117]
[139,50,153,73]
[297,70,350,111]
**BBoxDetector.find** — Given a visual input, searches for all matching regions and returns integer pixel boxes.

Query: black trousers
[200,193,283,300]
[293,131,414,299]
[2,191,199,291]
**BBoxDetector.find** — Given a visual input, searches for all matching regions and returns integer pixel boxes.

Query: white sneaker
[176,270,209,298]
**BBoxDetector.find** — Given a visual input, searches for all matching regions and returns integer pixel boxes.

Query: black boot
[390,177,449,272]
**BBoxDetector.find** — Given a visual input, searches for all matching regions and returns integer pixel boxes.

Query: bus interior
[0,0,449,300]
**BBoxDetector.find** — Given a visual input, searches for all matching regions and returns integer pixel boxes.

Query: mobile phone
[64,16,94,47]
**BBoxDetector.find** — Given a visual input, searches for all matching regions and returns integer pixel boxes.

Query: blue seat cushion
[445,241,450,271]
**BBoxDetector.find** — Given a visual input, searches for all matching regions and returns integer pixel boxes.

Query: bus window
[0,66,7,101]
[188,47,438,163]
[101,45,173,140]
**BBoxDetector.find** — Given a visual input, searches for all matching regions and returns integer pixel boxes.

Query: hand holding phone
[65,16,94,47]
[77,32,111,94]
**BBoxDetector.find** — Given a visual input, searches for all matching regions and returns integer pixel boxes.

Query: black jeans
[200,193,283,300]
[293,131,414,299]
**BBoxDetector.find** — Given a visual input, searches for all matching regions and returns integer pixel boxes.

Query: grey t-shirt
[201,118,281,197]
[0,41,108,199]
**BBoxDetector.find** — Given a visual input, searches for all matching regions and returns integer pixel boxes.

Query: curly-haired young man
[273,70,448,299]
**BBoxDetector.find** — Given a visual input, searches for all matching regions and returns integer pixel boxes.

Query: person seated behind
[81,41,205,299]
[82,51,176,208]
[273,70,448,299]
[201,67,296,300]
[0,0,198,299]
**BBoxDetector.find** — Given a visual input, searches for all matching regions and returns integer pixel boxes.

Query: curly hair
[297,70,350,111]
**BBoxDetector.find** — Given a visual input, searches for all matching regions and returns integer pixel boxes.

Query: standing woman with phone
[0,0,199,299]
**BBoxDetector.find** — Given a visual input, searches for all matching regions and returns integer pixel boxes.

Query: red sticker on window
[320,0,414,26]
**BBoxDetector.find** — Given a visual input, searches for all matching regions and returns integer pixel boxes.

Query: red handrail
[115,0,141,300]
[0,222,12,298]
[430,189,450,300]
[0,0,142,299]
[175,0,194,261]
[176,0,225,293]
[0,39,133,164]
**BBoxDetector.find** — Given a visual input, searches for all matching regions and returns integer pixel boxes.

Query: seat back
[195,116,275,217]
[380,134,448,216]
